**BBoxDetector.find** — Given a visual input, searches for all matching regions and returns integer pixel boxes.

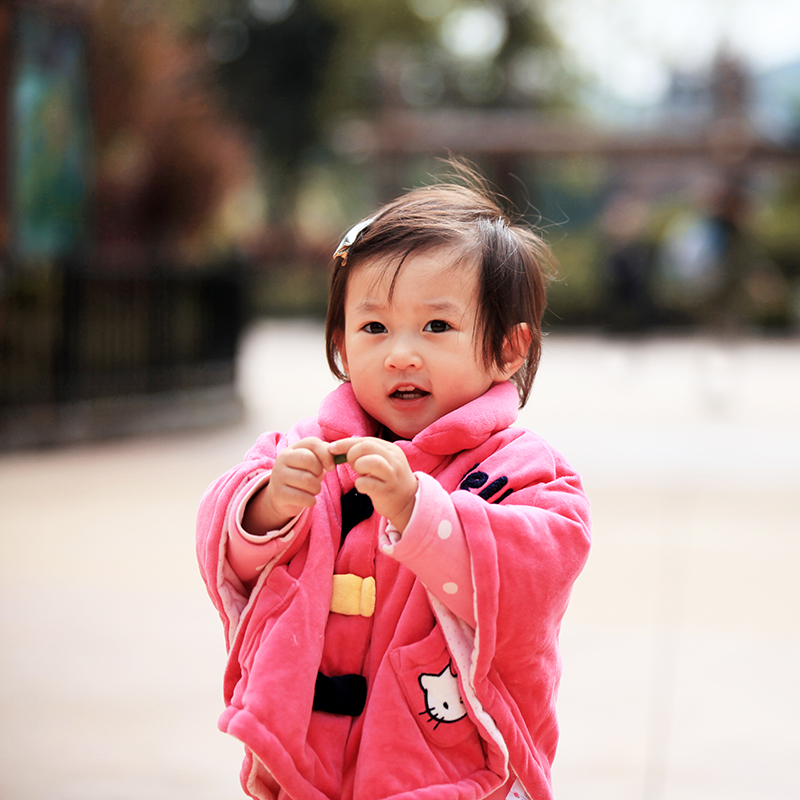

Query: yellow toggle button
[330,574,376,617]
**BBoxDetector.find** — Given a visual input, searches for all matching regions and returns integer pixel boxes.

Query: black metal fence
[0,261,244,449]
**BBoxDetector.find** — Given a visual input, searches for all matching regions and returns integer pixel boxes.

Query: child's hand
[243,437,335,534]
[330,438,417,532]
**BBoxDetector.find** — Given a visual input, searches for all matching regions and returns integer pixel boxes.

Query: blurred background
[1,1,799,799]
[1,0,799,446]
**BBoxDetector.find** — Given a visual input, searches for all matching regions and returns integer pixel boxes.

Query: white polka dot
[443,582,458,594]
[438,520,452,539]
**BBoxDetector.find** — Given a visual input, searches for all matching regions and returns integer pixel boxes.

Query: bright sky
[543,0,800,102]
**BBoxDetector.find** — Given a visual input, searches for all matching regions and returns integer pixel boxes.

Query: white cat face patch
[418,662,467,728]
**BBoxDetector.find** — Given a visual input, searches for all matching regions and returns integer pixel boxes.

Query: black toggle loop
[312,671,368,716]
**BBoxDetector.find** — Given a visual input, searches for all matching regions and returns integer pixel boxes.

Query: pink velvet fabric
[197,382,591,800]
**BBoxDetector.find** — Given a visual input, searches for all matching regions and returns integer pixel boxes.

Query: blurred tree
[210,0,338,222]
[192,0,567,224]
[318,0,567,111]
[88,0,260,267]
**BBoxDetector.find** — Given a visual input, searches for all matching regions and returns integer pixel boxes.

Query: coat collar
[317,381,519,457]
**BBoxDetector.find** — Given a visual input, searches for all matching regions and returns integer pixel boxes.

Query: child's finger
[349,452,392,481]
[289,437,336,473]
[328,437,364,465]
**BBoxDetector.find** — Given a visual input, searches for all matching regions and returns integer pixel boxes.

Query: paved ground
[1,319,799,800]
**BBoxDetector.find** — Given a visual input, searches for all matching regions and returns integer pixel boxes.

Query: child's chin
[382,418,426,441]
[388,426,421,441]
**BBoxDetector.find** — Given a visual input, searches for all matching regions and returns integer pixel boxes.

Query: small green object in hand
[333,453,348,465]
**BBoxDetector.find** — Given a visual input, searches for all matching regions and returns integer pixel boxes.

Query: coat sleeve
[394,433,590,658]
[195,427,315,647]
[380,474,477,626]
[406,432,591,796]
[465,448,590,656]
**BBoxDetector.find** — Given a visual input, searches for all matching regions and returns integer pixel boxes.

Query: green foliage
[546,228,604,324]
[194,0,568,221]
[753,177,800,278]
[252,261,330,317]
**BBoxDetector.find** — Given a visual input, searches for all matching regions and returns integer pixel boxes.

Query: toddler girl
[197,168,591,800]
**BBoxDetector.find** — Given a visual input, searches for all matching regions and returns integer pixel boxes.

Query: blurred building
[331,51,800,332]
[0,1,260,449]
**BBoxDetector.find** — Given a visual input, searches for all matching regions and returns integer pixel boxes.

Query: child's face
[337,246,511,440]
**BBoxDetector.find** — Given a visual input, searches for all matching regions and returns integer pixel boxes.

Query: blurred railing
[0,259,244,449]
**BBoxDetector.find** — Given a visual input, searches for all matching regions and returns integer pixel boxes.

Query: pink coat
[197,381,591,800]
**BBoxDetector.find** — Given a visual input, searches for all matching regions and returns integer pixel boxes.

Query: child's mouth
[390,387,430,401]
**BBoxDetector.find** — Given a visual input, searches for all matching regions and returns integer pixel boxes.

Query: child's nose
[385,335,422,369]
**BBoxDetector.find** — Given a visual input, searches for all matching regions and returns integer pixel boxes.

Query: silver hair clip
[333,217,375,266]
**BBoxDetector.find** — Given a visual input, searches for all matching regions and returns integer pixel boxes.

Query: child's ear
[499,323,532,378]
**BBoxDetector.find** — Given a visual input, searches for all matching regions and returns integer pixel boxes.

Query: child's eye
[424,320,451,333]
[363,322,387,334]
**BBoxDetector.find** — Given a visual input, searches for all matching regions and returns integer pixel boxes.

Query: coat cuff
[226,471,306,582]
[381,472,476,626]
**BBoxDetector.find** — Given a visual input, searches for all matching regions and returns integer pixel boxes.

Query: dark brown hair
[325,165,554,407]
